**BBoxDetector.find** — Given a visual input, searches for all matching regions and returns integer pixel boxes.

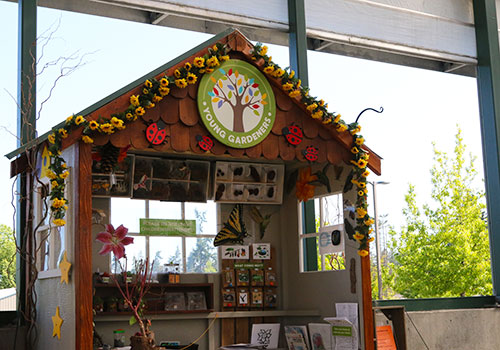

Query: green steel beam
[288,0,309,87]
[17,0,37,322]
[288,0,316,270]
[473,0,500,300]
[374,296,496,311]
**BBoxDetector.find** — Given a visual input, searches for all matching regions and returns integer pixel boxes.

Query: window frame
[110,198,219,274]
[298,192,345,273]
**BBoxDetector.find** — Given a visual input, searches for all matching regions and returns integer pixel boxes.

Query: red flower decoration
[96,224,134,259]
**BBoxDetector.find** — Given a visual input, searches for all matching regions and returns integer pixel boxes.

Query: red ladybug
[196,135,214,151]
[303,146,318,162]
[282,125,303,146]
[146,121,167,145]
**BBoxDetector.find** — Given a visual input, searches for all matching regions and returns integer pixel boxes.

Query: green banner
[139,218,196,236]
[234,262,264,269]
[197,59,276,149]
[332,326,353,337]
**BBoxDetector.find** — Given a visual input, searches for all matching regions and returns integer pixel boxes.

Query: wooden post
[75,142,93,349]
[361,252,375,350]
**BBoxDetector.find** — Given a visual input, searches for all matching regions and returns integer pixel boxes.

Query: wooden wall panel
[170,123,191,152]
[179,97,200,126]
[235,318,250,343]
[221,319,235,346]
[161,96,180,124]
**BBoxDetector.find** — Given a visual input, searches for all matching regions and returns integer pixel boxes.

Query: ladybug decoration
[303,146,319,162]
[196,135,214,152]
[145,121,168,145]
[282,124,303,146]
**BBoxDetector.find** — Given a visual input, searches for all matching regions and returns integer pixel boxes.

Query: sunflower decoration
[42,42,233,228]
[251,43,375,254]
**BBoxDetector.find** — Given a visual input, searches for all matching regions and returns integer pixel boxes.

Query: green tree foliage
[390,129,491,298]
[0,225,16,288]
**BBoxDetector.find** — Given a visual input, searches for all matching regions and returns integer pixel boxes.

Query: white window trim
[298,192,345,273]
[36,167,72,280]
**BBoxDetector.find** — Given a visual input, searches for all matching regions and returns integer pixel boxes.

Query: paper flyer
[324,317,358,350]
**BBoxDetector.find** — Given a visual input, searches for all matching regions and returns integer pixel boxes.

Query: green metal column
[288,0,316,270]
[473,0,500,300]
[288,0,309,87]
[17,0,37,318]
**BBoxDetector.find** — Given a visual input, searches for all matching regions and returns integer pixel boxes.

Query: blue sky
[0,1,486,241]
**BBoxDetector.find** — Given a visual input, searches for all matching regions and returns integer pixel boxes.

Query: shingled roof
[8,28,381,175]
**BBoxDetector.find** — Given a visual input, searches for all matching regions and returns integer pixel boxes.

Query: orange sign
[376,325,397,350]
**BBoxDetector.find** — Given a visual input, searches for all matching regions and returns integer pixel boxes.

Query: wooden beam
[75,142,93,350]
[361,250,375,350]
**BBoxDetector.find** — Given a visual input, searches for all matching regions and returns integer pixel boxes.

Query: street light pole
[371,181,389,300]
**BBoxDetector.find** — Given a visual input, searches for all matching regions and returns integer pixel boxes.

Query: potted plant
[96,224,155,350]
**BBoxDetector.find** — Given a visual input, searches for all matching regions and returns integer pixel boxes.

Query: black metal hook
[355,106,384,124]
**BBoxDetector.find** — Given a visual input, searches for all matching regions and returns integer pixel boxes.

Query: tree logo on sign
[209,67,267,132]
[197,59,276,149]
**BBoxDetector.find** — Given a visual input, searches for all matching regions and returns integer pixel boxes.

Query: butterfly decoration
[145,121,168,145]
[282,124,303,146]
[214,204,248,246]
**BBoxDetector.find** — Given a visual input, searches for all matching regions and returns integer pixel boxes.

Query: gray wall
[279,164,365,348]
[376,308,500,350]
[34,145,77,350]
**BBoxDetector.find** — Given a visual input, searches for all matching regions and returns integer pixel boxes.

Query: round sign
[197,59,276,148]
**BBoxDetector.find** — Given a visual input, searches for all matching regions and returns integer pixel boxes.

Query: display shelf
[91,155,135,198]
[132,156,210,202]
[93,282,214,316]
[94,309,320,322]
[214,161,284,204]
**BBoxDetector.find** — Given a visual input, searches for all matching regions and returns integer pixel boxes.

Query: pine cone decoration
[98,142,120,173]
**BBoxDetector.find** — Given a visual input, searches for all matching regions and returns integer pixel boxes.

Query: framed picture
[165,292,186,311]
[251,323,280,349]
[186,291,207,311]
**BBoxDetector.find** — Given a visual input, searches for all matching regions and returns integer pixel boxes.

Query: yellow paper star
[52,306,63,340]
[59,251,71,284]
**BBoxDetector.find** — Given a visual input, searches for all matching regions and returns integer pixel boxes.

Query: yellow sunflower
[175,79,188,89]
[75,115,85,125]
[89,120,99,130]
[186,73,197,85]
[193,57,205,68]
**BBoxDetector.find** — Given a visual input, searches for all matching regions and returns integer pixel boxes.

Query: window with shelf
[110,198,218,274]
[299,193,345,272]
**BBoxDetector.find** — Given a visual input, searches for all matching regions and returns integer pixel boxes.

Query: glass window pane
[185,237,218,273]
[185,201,217,235]
[111,198,145,233]
[54,226,65,265]
[149,237,183,273]
[321,194,343,226]
[149,201,182,220]
[111,236,146,273]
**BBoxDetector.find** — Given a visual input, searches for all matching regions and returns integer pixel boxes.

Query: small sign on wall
[252,243,271,259]
[318,224,344,255]
[221,245,249,259]
[139,219,196,236]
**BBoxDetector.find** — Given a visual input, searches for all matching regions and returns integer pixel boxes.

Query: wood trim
[361,251,375,350]
[75,142,93,350]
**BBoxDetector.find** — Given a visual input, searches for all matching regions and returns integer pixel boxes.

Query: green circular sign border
[197,59,276,149]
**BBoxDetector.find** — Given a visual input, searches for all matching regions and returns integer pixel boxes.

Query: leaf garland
[250,43,374,256]
[44,43,230,227]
